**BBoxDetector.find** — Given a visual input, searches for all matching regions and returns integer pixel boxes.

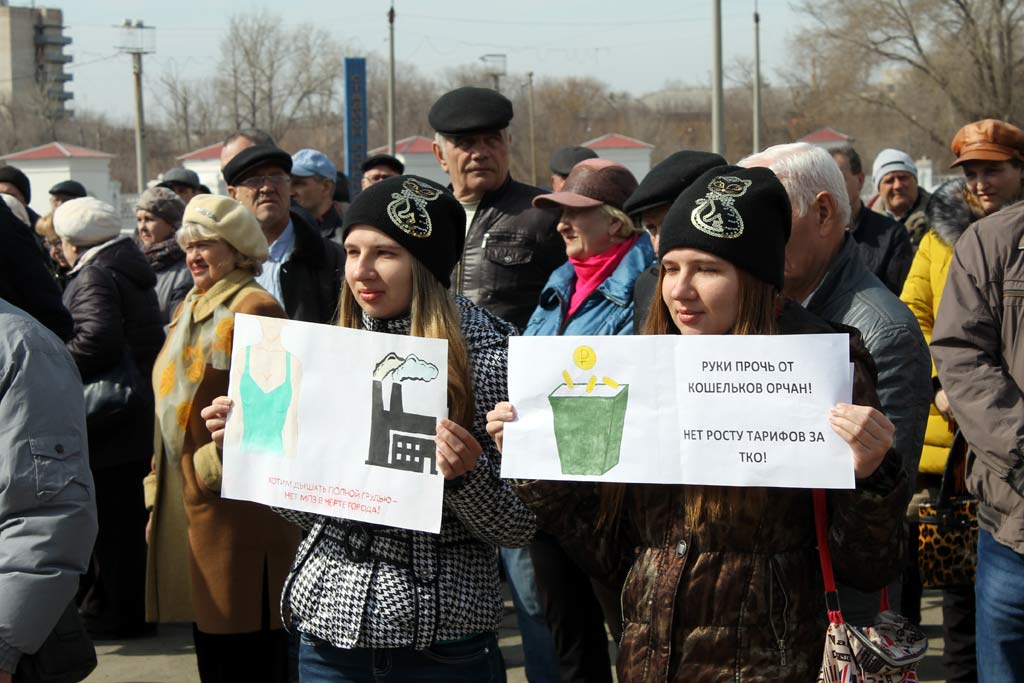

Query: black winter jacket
[63,236,165,469]
[0,202,73,340]
[849,207,913,295]
[281,209,343,325]
[451,175,564,331]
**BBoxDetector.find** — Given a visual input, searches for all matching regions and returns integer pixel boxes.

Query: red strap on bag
[814,489,890,625]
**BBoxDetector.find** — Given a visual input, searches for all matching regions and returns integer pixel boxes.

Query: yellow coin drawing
[573,345,597,370]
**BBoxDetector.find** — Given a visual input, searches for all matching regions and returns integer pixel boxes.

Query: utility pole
[387,1,396,155]
[480,54,506,93]
[116,20,155,194]
[752,1,762,154]
[527,71,536,186]
[711,0,724,157]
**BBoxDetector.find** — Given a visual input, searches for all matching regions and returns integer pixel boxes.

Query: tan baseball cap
[950,119,1024,167]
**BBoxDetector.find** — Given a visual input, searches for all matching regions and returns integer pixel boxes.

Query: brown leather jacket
[517,302,908,682]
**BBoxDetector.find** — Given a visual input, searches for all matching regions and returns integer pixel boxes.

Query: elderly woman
[144,194,299,683]
[516,158,655,682]
[54,197,165,638]
[136,186,191,322]
[34,211,71,284]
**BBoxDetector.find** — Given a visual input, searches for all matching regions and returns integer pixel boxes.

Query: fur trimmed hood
[926,178,985,247]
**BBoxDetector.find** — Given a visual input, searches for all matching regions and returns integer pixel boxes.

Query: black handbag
[917,431,978,588]
[82,351,141,430]
[13,601,97,683]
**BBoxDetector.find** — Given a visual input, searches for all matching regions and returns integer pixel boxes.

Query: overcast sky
[59,0,809,124]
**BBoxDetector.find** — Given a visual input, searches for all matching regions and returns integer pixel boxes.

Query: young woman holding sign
[202,175,534,682]
[486,165,908,682]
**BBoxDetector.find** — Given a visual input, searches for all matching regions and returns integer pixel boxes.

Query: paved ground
[85,589,949,682]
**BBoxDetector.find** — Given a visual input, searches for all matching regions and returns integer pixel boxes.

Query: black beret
[361,154,404,175]
[49,180,87,198]
[429,87,513,136]
[623,150,727,216]
[0,165,31,203]
[342,175,465,288]
[334,172,350,202]
[549,146,598,176]
[658,165,791,291]
[222,144,293,186]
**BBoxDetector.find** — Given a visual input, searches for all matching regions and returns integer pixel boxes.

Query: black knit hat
[623,150,726,216]
[658,165,791,290]
[0,165,31,203]
[342,175,465,288]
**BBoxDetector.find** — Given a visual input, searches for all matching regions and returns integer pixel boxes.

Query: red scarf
[567,234,639,318]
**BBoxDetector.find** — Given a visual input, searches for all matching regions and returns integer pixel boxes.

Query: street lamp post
[479,53,507,92]
[116,20,155,194]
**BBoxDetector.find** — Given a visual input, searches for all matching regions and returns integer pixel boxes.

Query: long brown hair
[338,258,475,429]
[597,261,778,529]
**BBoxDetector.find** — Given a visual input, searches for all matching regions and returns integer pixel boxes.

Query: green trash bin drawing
[548,382,629,475]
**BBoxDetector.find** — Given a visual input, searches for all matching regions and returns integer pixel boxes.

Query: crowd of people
[0,83,1022,683]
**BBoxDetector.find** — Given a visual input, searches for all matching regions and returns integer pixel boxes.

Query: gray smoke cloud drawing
[372,353,439,383]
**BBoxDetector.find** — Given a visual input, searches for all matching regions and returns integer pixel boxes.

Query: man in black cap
[360,154,404,189]
[48,180,87,210]
[157,167,203,204]
[223,144,342,325]
[429,86,564,331]
[548,145,597,192]
[623,150,726,329]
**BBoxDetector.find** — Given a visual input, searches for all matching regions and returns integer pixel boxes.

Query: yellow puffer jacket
[899,178,982,474]
[900,231,954,473]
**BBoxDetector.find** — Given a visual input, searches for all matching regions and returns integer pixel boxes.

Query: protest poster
[221,314,449,533]
[501,334,855,489]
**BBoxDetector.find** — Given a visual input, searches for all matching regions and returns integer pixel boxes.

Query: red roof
[177,142,224,161]
[582,133,653,150]
[798,127,852,144]
[369,136,435,156]
[2,141,114,161]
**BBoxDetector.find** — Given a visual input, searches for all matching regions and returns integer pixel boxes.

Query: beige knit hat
[182,194,268,261]
[53,197,122,247]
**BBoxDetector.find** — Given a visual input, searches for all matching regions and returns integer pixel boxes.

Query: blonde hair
[600,204,642,238]
[35,212,57,240]
[339,258,475,429]
[176,221,264,275]
[597,264,778,529]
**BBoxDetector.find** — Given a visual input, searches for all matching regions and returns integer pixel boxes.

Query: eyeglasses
[44,238,61,249]
[237,174,290,190]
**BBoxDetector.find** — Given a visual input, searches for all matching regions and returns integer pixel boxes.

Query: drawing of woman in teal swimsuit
[231,317,302,457]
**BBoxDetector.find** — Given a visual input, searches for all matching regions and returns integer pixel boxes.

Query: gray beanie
[137,186,186,228]
[872,148,917,190]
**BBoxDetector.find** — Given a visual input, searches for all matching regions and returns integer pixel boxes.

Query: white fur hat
[54,197,122,247]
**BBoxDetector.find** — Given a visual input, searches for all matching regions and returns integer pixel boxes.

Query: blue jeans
[298,632,506,683]
[500,547,560,683]
[976,529,1024,683]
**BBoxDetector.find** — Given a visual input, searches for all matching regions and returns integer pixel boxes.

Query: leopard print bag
[916,432,977,588]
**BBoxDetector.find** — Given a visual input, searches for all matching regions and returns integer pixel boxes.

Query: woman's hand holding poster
[221,314,449,533]
[501,334,856,489]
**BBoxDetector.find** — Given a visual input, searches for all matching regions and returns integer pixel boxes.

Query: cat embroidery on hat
[690,175,752,239]
[386,178,443,238]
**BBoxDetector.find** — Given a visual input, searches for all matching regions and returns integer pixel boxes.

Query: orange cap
[950,119,1024,168]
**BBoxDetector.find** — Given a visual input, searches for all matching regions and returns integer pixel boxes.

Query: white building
[1,141,117,216]
[582,133,653,182]
[176,142,227,195]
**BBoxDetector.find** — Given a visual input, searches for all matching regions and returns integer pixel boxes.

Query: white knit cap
[54,197,122,247]
[872,148,918,190]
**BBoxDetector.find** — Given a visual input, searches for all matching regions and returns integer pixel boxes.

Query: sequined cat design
[690,175,753,239]
[386,179,443,238]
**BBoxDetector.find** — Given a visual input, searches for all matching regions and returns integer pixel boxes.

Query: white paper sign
[221,314,449,533]
[502,334,855,488]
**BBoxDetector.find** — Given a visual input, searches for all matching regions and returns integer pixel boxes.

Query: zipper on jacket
[767,556,789,667]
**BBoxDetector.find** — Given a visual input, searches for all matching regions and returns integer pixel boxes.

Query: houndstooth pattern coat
[277,295,536,649]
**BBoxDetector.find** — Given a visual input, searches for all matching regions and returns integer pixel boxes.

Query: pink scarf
[567,234,639,318]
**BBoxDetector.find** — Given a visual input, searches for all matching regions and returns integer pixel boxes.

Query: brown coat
[932,201,1024,554]
[517,303,908,682]
[144,272,301,633]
